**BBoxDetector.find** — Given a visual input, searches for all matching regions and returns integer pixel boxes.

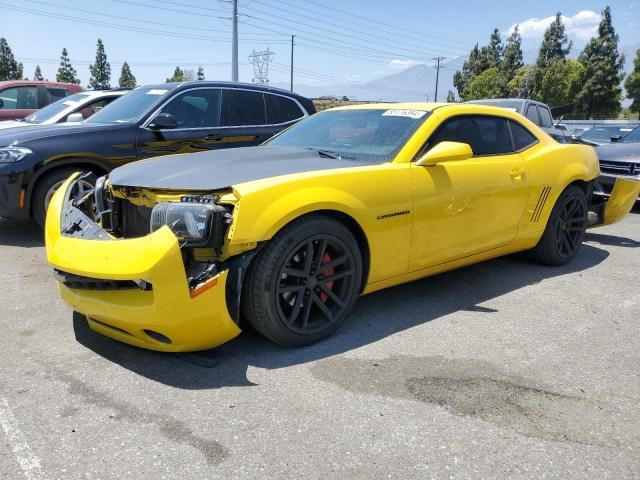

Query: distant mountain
[277,43,639,104]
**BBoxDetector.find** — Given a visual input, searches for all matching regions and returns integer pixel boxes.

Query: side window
[45,87,70,106]
[265,94,304,124]
[160,89,221,129]
[525,104,540,125]
[509,120,537,150]
[427,115,513,156]
[537,106,553,128]
[0,86,38,109]
[221,90,267,126]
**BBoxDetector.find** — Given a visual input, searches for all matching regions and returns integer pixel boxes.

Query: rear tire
[242,215,363,347]
[32,168,97,228]
[530,185,588,266]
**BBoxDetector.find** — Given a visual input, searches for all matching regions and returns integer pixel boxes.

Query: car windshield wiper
[305,147,356,160]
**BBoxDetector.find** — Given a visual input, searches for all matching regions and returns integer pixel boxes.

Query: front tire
[242,215,363,347]
[530,185,588,266]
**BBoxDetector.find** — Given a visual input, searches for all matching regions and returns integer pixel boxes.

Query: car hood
[0,120,31,130]
[109,146,373,190]
[596,143,640,162]
[0,122,121,146]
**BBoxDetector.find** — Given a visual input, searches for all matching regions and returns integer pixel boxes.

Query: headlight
[150,202,226,246]
[0,146,32,163]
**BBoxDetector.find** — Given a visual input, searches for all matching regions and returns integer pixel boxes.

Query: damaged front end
[46,172,246,352]
[589,176,640,228]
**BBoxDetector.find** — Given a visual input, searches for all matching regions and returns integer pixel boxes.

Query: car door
[410,114,531,270]
[219,89,293,148]
[136,88,226,159]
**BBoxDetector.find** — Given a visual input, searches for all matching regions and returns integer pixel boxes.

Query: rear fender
[589,177,640,227]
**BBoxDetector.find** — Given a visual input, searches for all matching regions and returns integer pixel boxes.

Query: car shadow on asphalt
[72,244,610,390]
[584,232,640,248]
[0,218,43,247]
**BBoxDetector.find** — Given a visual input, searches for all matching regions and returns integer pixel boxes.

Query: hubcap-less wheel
[275,235,357,335]
[554,196,587,260]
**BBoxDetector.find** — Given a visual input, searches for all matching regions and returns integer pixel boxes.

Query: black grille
[599,160,638,176]
[53,270,151,291]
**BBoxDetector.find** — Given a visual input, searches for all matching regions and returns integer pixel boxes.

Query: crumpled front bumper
[45,174,241,352]
[590,176,640,228]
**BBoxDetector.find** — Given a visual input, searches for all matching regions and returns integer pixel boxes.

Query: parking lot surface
[1,214,639,480]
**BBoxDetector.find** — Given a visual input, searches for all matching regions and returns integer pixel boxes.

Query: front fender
[231,185,367,244]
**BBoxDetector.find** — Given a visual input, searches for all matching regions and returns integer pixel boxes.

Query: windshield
[266,108,429,163]
[581,126,634,142]
[622,126,640,143]
[86,86,170,124]
[23,93,93,124]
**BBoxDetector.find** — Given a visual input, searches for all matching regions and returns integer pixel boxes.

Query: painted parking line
[0,397,45,480]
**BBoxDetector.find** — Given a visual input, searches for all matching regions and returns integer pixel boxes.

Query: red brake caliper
[320,252,335,303]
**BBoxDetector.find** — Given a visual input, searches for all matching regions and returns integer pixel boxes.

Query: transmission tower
[248,48,275,84]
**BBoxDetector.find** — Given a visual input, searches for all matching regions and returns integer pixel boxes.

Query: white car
[0,89,129,130]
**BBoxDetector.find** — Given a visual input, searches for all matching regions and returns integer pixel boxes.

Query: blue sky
[2,0,638,90]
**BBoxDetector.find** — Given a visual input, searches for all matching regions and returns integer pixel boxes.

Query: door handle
[205,134,223,142]
[510,168,524,180]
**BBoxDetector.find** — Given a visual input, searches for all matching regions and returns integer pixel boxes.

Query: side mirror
[148,112,177,130]
[610,135,622,143]
[66,113,84,123]
[416,141,473,166]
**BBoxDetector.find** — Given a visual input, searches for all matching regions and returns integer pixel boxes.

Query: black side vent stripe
[531,186,551,222]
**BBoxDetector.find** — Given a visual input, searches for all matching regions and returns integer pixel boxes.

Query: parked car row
[0,80,84,121]
[0,81,315,226]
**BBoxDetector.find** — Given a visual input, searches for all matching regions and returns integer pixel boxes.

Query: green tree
[0,38,23,81]
[501,26,523,88]
[464,67,504,100]
[166,66,184,82]
[197,66,205,81]
[56,48,80,85]
[534,13,572,96]
[89,39,111,89]
[33,65,44,81]
[446,90,456,102]
[506,65,536,98]
[624,48,640,114]
[575,6,625,119]
[538,59,585,107]
[478,28,503,70]
[118,62,136,88]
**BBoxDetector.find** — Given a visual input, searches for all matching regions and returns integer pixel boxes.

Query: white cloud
[509,10,601,41]
[388,59,421,70]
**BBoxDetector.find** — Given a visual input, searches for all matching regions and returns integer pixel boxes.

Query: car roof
[75,90,129,98]
[140,81,310,99]
[0,80,82,88]
[326,102,532,118]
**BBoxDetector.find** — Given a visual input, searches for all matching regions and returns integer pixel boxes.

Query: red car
[0,81,84,121]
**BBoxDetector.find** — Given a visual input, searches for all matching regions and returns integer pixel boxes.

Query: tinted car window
[525,104,539,125]
[46,87,70,105]
[161,89,221,129]
[509,120,537,150]
[537,106,553,127]
[265,94,303,124]
[580,126,631,142]
[87,86,172,124]
[221,89,266,126]
[622,127,640,143]
[0,86,38,109]
[428,115,513,156]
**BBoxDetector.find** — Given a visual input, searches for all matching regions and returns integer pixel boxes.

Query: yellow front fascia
[46,176,241,352]
[597,177,640,227]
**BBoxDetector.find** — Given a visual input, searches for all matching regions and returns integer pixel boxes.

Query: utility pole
[290,35,295,91]
[231,0,238,81]
[432,56,445,102]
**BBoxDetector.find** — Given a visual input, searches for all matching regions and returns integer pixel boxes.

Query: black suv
[0,81,315,226]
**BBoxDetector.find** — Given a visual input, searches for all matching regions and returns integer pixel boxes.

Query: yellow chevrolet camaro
[45,103,640,352]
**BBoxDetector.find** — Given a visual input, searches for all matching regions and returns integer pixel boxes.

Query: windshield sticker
[502,107,518,112]
[147,89,169,95]
[620,128,633,131]
[382,109,427,119]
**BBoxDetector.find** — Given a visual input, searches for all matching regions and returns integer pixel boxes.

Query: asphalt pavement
[1,214,639,479]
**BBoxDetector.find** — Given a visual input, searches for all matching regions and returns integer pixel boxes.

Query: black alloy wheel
[243,215,362,346]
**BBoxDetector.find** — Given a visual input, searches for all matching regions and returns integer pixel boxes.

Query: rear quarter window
[265,94,304,124]
[509,120,538,150]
